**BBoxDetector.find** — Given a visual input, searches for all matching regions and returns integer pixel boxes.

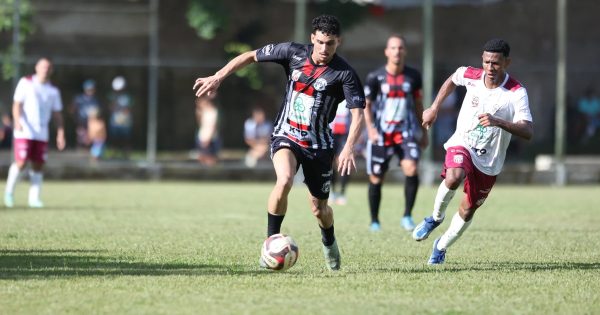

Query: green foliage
[225,42,262,90]
[0,0,34,80]
[0,182,599,314]
[186,0,227,40]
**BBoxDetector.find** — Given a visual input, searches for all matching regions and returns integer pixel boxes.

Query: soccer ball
[260,233,299,271]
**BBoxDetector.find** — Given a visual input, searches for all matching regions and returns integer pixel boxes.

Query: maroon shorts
[14,139,48,164]
[442,146,496,210]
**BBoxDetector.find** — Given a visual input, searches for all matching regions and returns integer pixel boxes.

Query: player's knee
[275,176,294,191]
[459,207,476,222]
[444,173,464,189]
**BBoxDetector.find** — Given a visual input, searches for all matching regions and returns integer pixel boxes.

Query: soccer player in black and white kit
[193,15,365,271]
[363,35,428,232]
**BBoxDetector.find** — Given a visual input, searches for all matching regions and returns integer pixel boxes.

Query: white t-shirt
[13,75,63,141]
[444,66,532,176]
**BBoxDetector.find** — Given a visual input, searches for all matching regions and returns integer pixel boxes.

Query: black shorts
[365,140,420,177]
[271,136,334,200]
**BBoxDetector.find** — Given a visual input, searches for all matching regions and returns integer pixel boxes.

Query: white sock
[5,163,22,195]
[432,180,456,222]
[28,170,43,203]
[437,212,472,251]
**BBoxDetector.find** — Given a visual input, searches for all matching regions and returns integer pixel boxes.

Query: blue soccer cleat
[370,221,381,232]
[401,216,416,231]
[412,216,442,241]
[4,193,14,208]
[428,237,446,265]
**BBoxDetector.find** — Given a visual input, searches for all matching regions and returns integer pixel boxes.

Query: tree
[0,0,34,81]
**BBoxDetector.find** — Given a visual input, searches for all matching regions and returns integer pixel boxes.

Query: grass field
[0,181,599,314]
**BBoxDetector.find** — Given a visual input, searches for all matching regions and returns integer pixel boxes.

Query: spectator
[577,87,600,142]
[195,94,220,166]
[70,79,100,149]
[87,107,106,162]
[243,106,273,168]
[0,113,13,149]
[108,76,132,159]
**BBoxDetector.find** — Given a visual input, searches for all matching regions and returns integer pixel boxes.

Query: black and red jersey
[364,66,422,146]
[256,42,365,149]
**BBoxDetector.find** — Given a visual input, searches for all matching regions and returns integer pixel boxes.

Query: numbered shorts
[442,146,497,210]
[366,140,420,177]
[271,136,334,200]
[13,138,48,164]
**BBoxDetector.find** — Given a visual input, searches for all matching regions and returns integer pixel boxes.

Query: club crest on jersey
[402,82,412,92]
[313,78,327,91]
[262,44,274,56]
[471,96,479,107]
[381,83,390,94]
[291,70,302,82]
[453,155,464,164]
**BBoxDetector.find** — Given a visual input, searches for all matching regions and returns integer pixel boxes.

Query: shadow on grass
[380,261,600,273]
[0,249,259,279]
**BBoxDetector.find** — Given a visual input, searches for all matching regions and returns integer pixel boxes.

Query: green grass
[0,181,599,314]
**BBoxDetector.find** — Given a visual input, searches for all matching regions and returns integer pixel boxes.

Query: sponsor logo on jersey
[313,78,327,91]
[293,98,305,112]
[352,95,364,103]
[292,54,303,61]
[291,70,302,82]
[279,142,290,147]
[472,96,479,107]
[321,170,332,178]
[453,154,463,164]
[475,197,487,206]
[262,44,274,56]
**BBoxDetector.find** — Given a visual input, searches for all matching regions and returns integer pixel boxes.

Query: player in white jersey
[412,39,533,264]
[193,15,365,271]
[4,58,66,208]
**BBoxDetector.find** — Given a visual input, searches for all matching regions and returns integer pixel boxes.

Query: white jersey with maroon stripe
[444,66,532,175]
[13,75,63,141]
[256,42,365,149]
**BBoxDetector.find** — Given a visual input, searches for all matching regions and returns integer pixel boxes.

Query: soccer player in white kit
[412,39,533,264]
[4,57,66,208]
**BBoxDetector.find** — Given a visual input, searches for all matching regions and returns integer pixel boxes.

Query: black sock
[320,224,335,246]
[267,212,285,237]
[368,182,382,223]
[404,175,419,217]
[340,174,350,195]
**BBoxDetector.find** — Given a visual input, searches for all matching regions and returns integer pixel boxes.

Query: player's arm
[53,111,66,150]
[422,75,457,130]
[363,99,378,142]
[12,100,23,131]
[338,107,364,176]
[478,115,533,140]
[193,50,258,97]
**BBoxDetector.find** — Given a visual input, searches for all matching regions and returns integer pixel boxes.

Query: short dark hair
[483,38,510,57]
[311,15,341,36]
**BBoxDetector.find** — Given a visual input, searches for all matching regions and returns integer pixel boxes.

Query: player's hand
[337,148,356,176]
[478,113,498,127]
[193,75,221,98]
[422,107,438,130]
